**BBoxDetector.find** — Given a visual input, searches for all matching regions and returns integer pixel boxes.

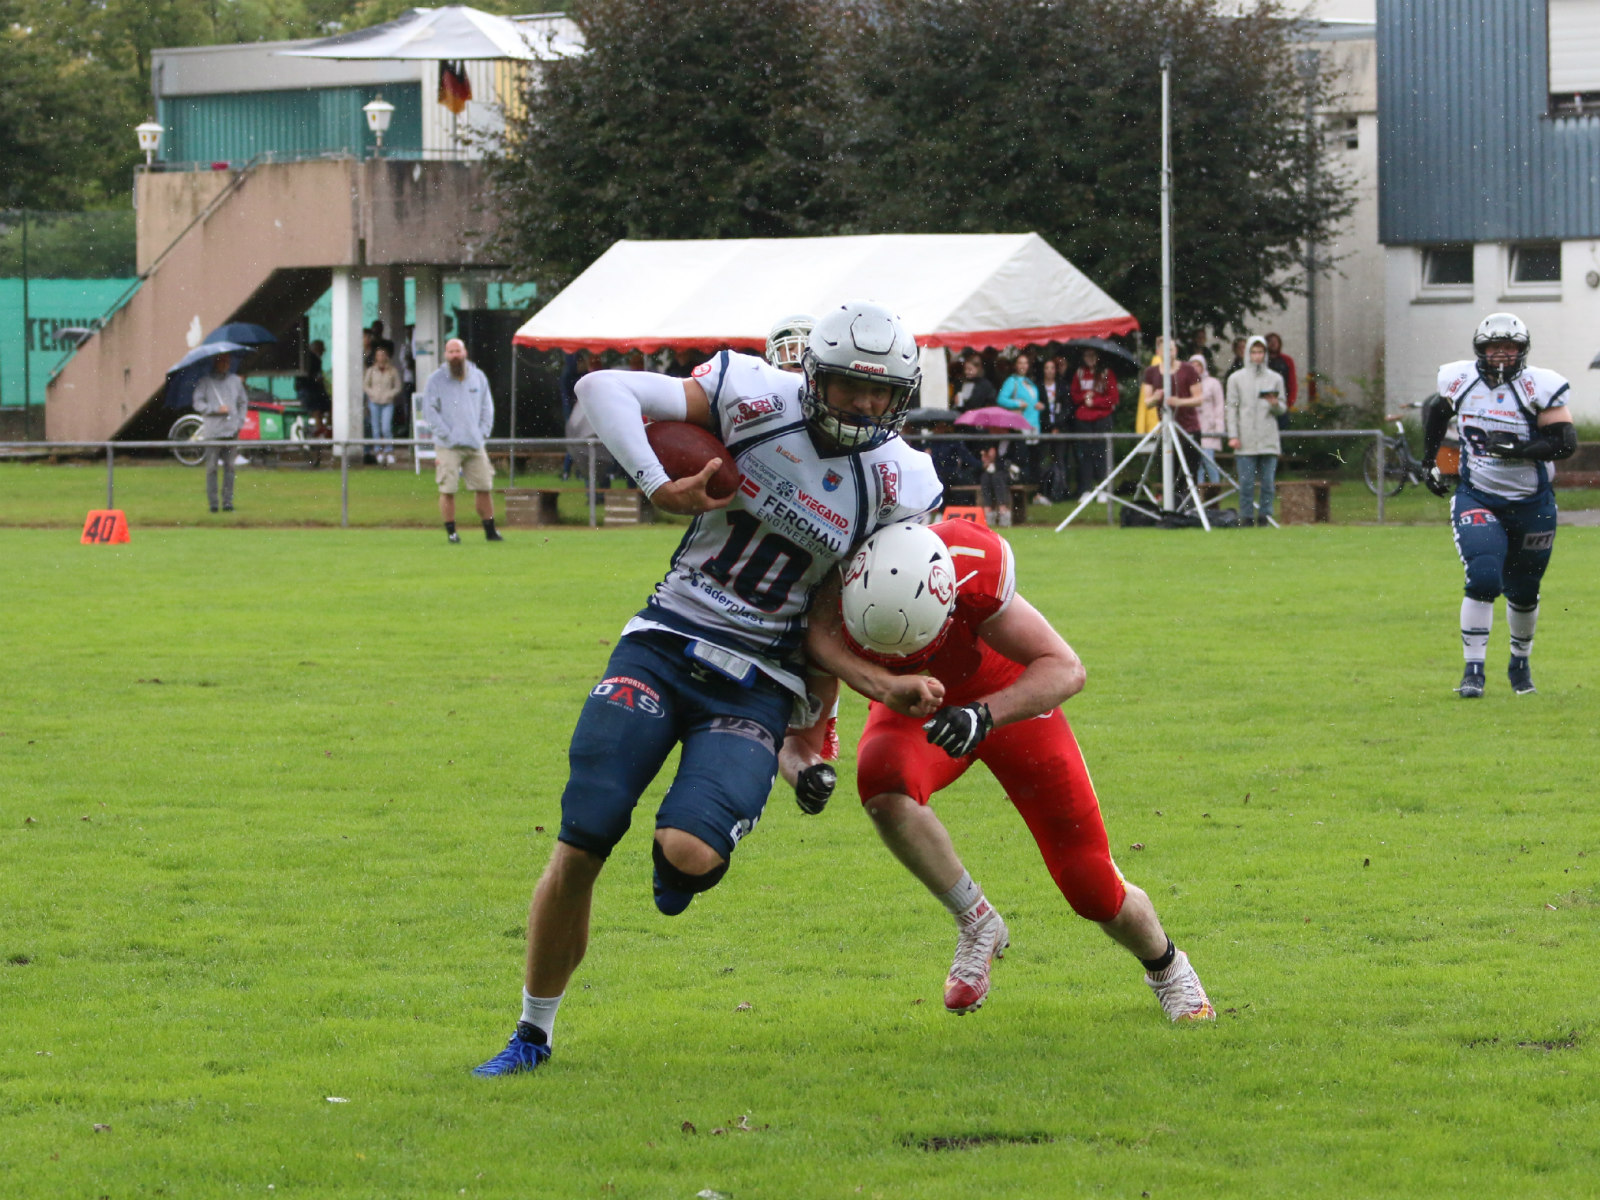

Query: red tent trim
[512,315,1139,356]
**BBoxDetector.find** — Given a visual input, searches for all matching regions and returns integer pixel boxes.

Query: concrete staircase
[47,158,504,443]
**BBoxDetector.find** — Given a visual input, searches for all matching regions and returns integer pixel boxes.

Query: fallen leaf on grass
[326,1097,349,1103]
[80,816,91,822]
[92,1124,110,1133]
[23,817,35,824]
[1130,843,1145,851]
[1363,858,1370,867]
[680,1121,696,1134]
[911,998,923,1005]
[137,678,162,684]
[1545,903,1558,911]
[735,1001,752,1012]
[711,1127,727,1136]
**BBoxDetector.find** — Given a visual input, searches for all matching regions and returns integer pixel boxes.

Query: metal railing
[0,428,1397,528]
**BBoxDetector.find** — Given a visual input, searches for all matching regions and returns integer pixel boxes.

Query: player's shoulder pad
[1519,365,1571,408]
[933,518,1016,612]
[1436,360,1477,401]
[868,442,943,525]
[710,353,803,442]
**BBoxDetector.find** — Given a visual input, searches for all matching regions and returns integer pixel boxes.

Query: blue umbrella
[165,341,254,409]
[203,322,277,347]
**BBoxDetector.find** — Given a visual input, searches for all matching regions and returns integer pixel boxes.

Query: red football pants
[856,704,1126,922]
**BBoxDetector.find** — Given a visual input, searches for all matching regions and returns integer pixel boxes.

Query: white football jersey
[624,351,944,698]
[1436,360,1569,501]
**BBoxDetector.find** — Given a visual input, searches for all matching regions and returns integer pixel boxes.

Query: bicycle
[169,399,321,468]
[1362,399,1458,496]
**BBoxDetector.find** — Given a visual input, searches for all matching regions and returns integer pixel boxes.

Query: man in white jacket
[1225,336,1287,526]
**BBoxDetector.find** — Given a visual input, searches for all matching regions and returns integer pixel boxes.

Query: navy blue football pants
[559,632,790,862]
[1451,485,1557,606]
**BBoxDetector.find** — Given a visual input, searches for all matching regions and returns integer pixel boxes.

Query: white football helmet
[840,523,957,666]
[1472,312,1530,385]
[801,300,921,452]
[765,314,814,372]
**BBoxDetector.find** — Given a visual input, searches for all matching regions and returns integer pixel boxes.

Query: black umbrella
[1060,337,1140,372]
[203,322,277,347]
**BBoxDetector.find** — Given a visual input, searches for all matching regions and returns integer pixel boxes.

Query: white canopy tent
[512,233,1139,409]
[277,5,540,60]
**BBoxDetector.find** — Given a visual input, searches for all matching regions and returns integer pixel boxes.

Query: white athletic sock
[936,871,985,922]
[1507,601,1539,659]
[1460,597,1492,664]
[521,990,564,1043]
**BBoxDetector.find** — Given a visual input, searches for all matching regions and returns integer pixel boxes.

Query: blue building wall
[1378,0,1600,244]
[157,83,424,165]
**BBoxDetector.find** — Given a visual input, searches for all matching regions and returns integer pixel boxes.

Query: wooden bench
[1198,478,1336,523]
[942,485,1028,527]
[502,486,589,527]
[603,489,655,526]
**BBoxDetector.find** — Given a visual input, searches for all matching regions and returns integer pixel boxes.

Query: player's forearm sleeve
[1421,393,1452,463]
[576,370,690,497]
[1514,421,1578,461]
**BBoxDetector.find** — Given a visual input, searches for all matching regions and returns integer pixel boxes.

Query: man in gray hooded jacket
[1225,336,1287,526]
[419,338,501,543]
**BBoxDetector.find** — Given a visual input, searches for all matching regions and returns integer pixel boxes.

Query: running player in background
[1422,313,1577,698]
[474,301,948,1076]
[790,519,1215,1022]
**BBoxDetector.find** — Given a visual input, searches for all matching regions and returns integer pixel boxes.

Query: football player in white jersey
[1421,313,1577,697]
[474,301,949,1076]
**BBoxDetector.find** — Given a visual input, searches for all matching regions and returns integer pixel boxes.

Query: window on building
[1422,246,1473,287]
[1333,116,1359,151]
[1509,243,1562,286]
[1548,0,1600,115]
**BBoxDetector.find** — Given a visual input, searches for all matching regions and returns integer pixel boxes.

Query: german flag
[439,61,472,115]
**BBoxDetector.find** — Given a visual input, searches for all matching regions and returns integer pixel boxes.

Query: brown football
[645,421,741,499]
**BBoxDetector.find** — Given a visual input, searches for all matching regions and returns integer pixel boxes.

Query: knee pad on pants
[1463,555,1503,601]
[652,839,728,894]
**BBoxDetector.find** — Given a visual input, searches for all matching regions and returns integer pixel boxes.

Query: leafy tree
[485,0,853,294]
[489,0,1351,335]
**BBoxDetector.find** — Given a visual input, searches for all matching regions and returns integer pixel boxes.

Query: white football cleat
[943,902,1009,1015]
[1145,949,1215,1022]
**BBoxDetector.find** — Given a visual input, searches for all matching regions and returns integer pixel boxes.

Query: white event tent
[512,233,1139,408]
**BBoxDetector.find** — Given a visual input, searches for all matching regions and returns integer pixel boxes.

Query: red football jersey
[903,518,1024,705]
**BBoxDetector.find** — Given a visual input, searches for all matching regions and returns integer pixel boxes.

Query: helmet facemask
[801,359,918,452]
[1472,313,1530,386]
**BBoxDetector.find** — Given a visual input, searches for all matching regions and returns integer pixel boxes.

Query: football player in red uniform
[793,519,1214,1021]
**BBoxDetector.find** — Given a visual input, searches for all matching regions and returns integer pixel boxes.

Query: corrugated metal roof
[1379,0,1600,244]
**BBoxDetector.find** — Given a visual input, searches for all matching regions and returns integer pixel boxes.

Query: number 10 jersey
[622,350,944,699]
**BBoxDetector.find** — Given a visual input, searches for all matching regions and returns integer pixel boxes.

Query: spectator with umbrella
[187,346,251,512]
[997,352,1044,498]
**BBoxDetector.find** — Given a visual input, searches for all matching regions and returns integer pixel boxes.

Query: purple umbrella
[954,406,1033,433]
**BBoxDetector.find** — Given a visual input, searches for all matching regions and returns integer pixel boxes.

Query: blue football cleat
[653,866,694,916]
[472,1023,551,1077]
[1457,664,1485,699]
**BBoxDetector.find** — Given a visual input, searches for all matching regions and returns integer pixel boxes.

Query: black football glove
[794,763,836,816]
[1482,429,1527,459]
[1422,462,1452,497]
[923,702,994,759]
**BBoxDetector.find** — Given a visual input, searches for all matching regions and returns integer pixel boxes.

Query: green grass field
[2,522,1596,1197]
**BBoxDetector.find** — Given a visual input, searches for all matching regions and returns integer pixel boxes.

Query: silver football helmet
[765,314,814,372]
[800,300,921,452]
[1472,312,1530,385]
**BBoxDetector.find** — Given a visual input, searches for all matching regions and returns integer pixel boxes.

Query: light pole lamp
[135,121,164,167]
[363,97,395,157]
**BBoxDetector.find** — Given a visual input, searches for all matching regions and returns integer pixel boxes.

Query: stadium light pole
[1159,52,1175,512]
